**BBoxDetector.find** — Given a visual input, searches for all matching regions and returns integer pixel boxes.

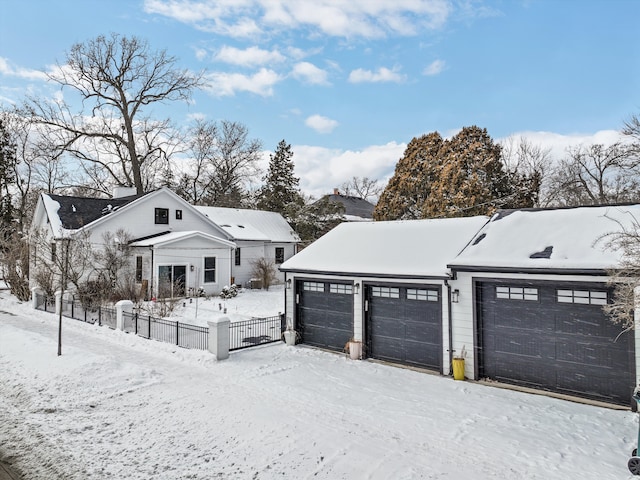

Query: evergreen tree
[0,119,17,236]
[375,126,537,220]
[373,132,443,220]
[256,140,304,220]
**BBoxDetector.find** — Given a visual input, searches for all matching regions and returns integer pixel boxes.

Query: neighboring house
[321,189,375,221]
[195,206,300,286]
[30,187,296,298]
[280,204,640,407]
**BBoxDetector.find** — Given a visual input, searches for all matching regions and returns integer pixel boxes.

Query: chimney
[333,188,340,195]
[112,186,137,198]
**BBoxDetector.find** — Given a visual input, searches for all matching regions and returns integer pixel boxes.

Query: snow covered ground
[0,287,639,480]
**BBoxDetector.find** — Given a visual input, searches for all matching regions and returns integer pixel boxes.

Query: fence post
[176,321,180,346]
[31,287,42,310]
[115,300,134,331]
[55,290,62,317]
[207,317,230,361]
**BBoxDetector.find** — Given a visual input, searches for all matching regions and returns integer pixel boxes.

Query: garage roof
[449,204,640,272]
[280,216,489,278]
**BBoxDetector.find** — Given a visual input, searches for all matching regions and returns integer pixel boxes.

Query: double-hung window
[204,257,216,283]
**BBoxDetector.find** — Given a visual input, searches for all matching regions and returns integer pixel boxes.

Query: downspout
[150,246,154,299]
[444,278,453,375]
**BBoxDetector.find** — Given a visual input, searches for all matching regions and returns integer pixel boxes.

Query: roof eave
[447,264,611,276]
[278,267,450,281]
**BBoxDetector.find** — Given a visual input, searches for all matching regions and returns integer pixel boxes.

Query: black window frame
[235,248,241,266]
[204,257,216,283]
[275,247,285,264]
[175,209,182,220]
[135,255,143,282]
[155,207,169,225]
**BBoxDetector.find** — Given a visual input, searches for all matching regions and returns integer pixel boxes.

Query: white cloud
[0,57,47,81]
[305,114,339,134]
[293,142,406,197]
[500,129,627,162]
[144,0,451,39]
[215,45,286,66]
[423,59,446,76]
[348,67,405,84]
[194,47,208,61]
[204,68,282,97]
[291,62,330,85]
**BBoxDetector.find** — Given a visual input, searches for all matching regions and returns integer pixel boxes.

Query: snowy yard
[0,288,639,479]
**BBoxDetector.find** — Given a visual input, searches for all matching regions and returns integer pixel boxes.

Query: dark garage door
[366,285,442,371]
[296,280,353,351]
[478,281,635,405]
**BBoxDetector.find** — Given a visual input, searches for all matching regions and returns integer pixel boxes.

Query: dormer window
[155,208,169,224]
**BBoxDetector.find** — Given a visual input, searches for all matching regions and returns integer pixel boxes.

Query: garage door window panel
[496,286,539,301]
[557,289,608,305]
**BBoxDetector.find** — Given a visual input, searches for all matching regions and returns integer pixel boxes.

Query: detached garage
[280,216,489,372]
[449,206,640,406]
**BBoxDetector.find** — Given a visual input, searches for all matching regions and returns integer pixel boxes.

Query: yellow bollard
[452,358,465,380]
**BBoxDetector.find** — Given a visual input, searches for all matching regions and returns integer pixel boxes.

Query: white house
[280,204,640,407]
[194,206,300,286]
[30,187,297,298]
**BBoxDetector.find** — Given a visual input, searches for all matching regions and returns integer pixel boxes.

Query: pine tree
[256,140,304,220]
[0,119,16,237]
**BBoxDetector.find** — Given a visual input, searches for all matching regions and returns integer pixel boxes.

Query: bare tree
[339,176,382,202]
[251,257,278,291]
[24,33,203,195]
[177,119,262,207]
[546,143,639,207]
[501,136,552,207]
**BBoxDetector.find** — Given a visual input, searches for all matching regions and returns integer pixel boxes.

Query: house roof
[44,192,141,231]
[129,231,235,248]
[449,204,640,273]
[280,216,489,278]
[322,193,375,220]
[194,206,300,243]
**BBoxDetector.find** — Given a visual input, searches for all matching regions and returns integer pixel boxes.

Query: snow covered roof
[449,204,640,273]
[195,206,300,243]
[129,231,235,248]
[280,216,489,278]
[42,192,141,236]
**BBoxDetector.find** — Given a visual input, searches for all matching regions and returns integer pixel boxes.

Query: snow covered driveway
[0,303,638,479]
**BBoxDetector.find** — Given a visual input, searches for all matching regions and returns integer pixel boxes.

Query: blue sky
[1,0,639,197]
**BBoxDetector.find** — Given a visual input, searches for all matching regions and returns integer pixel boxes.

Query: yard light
[452,289,460,303]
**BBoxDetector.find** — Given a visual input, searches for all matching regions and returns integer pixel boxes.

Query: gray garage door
[366,285,442,371]
[478,281,635,405]
[296,280,353,351]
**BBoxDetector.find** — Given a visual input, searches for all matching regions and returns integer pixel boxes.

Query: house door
[158,265,187,298]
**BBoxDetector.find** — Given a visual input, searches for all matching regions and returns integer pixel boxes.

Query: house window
[203,257,216,283]
[557,289,607,305]
[155,208,169,224]
[330,283,353,295]
[407,288,438,302]
[51,242,57,262]
[235,248,241,266]
[135,256,143,282]
[175,209,182,220]
[275,247,285,264]
[496,286,539,301]
[371,286,400,298]
[303,281,324,292]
